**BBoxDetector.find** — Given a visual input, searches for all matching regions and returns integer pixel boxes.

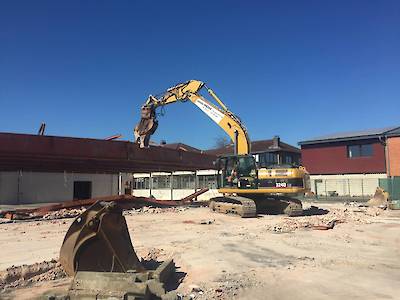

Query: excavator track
[209,195,303,218]
[253,196,303,217]
[281,198,303,216]
[209,196,257,218]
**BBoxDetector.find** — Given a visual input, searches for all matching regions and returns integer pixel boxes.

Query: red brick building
[299,126,400,197]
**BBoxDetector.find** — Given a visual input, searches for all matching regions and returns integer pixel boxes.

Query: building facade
[0,132,214,205]
[299,126,400,197]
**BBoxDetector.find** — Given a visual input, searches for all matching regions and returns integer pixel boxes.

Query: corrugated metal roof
[299,126,400,145]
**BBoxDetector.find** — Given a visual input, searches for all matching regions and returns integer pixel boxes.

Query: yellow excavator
[134,80,310,217]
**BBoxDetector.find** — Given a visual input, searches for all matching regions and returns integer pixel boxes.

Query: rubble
[141,248,166,262]
[42,208,85,220]
[264,205,386,233]
[367,187,389,207]
[124,206,189,216]
[0,260,67,292]
[0,189,208,221]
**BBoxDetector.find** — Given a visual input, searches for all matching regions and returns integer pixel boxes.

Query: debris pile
[123,206,189,216]
[141,248,166,262]
[0,260,67,292]
[0,189,208,221]
[367,187,389,208]
[264,206,386,233]
[42,208,85,220]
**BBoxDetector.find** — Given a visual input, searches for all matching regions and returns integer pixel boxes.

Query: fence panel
[311,178,379,200]
[379,177,400,200]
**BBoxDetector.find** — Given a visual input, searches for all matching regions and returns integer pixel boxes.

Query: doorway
[73,181,92,200]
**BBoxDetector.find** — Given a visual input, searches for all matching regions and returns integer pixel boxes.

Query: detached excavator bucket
[59,201,145,276]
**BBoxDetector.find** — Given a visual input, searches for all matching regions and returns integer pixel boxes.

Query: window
[173,175,195,189]
[285,155,293,164]
[197,175,217,189]
[133,177,150,189]
[152,175,171,189]
[347,144,373,158]
[258,152,278,167]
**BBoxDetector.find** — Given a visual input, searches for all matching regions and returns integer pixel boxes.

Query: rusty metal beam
[0,189,209,220]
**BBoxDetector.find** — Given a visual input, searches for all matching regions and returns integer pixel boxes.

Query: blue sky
[1,1,399,149]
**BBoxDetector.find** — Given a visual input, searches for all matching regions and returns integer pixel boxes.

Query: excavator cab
[216,154,258,189]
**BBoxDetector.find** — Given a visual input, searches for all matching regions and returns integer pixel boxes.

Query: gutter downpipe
[381,135,393,198]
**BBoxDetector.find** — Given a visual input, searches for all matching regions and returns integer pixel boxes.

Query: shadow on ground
[302,205,329,216]
[141,259,186,292]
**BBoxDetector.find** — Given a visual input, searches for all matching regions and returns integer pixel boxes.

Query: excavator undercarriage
[209,195,303,218]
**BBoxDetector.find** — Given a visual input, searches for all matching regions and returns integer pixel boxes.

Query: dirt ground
[0,202,399,299]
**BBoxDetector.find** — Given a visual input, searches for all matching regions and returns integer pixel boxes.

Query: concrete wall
[310,173,387,197]
[133,189,222,201]
[0,171,123,205]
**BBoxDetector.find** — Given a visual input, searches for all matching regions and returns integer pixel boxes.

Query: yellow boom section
[137,80,251,155]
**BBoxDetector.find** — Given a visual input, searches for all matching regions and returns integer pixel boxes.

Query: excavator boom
[134,80,251,154]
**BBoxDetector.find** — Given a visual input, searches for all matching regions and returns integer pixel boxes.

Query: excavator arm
[134,80,251,155]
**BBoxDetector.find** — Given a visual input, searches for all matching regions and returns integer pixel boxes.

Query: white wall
[0,171,124,205]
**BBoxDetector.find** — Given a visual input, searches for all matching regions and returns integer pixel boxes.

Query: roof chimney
[271,135,280,149]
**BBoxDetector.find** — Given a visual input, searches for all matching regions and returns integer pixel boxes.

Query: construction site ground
[1,201,399,300]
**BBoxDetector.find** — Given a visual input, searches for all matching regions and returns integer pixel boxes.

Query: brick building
[299,126,400,197]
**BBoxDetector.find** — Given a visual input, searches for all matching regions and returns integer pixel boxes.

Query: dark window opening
[259,153,278,167]
[347,144,373,158]
[73,181,92,200]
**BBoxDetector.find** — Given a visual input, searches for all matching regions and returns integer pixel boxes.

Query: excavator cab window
[217,155,258,189]
[237,156,257,178]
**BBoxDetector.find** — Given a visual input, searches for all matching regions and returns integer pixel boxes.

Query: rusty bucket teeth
[59,201,145,276]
